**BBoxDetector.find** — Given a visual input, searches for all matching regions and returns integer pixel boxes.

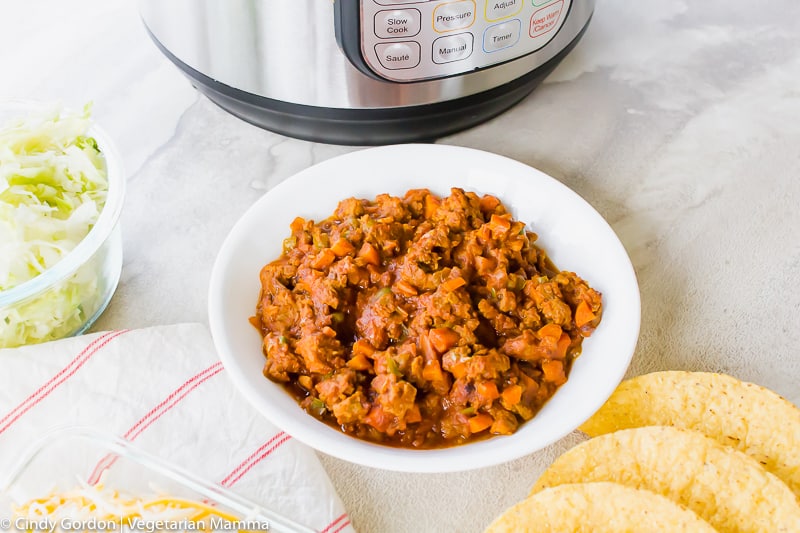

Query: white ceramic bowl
[0,101,124,348]
[208,144,640,473]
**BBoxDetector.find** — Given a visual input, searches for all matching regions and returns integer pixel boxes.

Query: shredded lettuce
[0,104,109,348]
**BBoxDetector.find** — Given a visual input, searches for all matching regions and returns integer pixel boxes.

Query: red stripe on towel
[87,361,225,484]
[320,513,349,533]
[0,330,129,435]
[331,520,351,533]
[220,432,292,488]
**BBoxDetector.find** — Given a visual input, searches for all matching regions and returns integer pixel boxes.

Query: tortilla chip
[485,481,715,532]
[578,371,800,497]
[531,426,800,532]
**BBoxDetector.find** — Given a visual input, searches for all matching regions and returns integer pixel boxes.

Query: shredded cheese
[12,475,253,533]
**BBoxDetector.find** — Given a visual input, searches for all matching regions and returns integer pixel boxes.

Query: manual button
[375,41,421,70]
[432,32,474,64]
[375,9,421,39]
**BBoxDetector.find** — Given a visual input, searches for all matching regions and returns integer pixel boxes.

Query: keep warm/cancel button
[529,0,564,38]
[375,41,421,70]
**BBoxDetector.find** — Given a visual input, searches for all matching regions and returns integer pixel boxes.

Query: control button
[485,0,523,22]
[375,41,421,69]
[432,32,474,64]
[374,0,431,4]
[483,20,521,52]
[375,9,421,38]
[433,1,476,33]
[530,0,564,38]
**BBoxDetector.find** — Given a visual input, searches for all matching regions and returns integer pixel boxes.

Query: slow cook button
[530,0,564,38]
[483,19,521,52]
[375,9,421,38]
[485,0,523,22]
[432,32,474,64]
[375,41,421,69]
[433,0,476,33]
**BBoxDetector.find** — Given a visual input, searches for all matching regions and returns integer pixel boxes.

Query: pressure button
[375,9,421,39]
[375,41,421,70]
[433,0,476,32]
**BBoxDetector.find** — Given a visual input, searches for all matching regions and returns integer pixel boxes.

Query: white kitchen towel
[0,323,354,533]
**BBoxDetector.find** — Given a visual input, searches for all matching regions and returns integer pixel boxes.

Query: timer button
[433,0,476,33]
[432,32,474,64]
[375,41,421,70]
[375,9,421,38]
[483,19,521,52]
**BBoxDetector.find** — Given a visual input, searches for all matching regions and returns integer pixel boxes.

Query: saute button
[485,0,523,21]
[433,0,476,32]
[530,0,564,38]
[375,41,421,69]
[483,19,521,52]
[432,33,474,63]
[375,9,421,39]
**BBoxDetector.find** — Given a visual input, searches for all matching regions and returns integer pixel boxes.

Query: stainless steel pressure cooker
[139,0,594,145]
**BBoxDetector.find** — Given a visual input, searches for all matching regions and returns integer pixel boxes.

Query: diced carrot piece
[394,280,418,297]
[479,195,501,213]
[468,413,494,434]
[537,323,563,340]
[420,333,437,362]
[330,238,355,257]
[488,214,512,238]
[347,353,373,371]
[474,256,495,275]
[357,242,380,266]
[289,217,306,232]
[541,360,566,385]
[575,300,596,328]
[352,339,376,358]
[429,328,460,353]
[422,360,445,382]
[405,404,422,424]
[556,333,571,360]
[441,276,466,292]
[450,362,467,380]
[501,384,522,407]
[364,405,392,432]
[312,249,336,269]
[424,194,440,218]
[476,381,500,402]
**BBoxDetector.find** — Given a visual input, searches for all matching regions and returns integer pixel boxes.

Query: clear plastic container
[0,426,315,533]
[0,101,124,348]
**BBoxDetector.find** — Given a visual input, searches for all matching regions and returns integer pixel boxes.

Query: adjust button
[483,19,520,52]
[375,9,421,38]
[375,41,421,70]
[433,0,476,33]
[432,32,474,64]
[485,0,523,22]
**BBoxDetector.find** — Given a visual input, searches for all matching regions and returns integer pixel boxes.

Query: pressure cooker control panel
[335,0,572,82]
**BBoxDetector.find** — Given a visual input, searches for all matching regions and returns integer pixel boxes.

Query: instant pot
[139,0,594,145]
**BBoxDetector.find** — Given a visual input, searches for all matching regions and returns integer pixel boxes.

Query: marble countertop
[3,0,799,531]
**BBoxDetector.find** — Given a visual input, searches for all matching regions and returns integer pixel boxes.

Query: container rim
[0,425,315,533]
[0,99,126,308]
